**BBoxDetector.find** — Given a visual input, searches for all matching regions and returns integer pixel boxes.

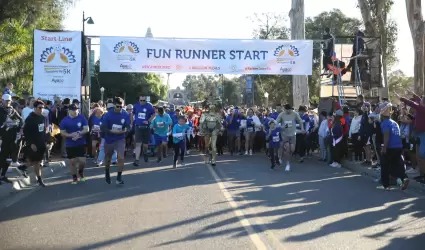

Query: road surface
[0,152,424,250]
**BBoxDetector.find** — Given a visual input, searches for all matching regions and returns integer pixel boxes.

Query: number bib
[93,125,100,132]
[157,121,164,128]
[284,121,293,128]
[138,112,146,120]
[112,124,122,132]
[247,127,254,132]
[272,135,280,142]
[38,123,44,132]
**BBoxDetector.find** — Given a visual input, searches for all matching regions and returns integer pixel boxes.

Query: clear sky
[64,0,415,89]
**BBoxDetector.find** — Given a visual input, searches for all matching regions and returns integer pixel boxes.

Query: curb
[343,161,425,193]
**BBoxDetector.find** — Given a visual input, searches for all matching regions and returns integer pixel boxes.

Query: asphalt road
[0,151,424,250]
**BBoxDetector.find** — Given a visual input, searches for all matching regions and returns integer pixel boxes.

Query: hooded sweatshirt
[23,112,46,146]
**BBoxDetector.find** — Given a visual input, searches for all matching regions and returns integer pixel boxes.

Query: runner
[266,119,281,169]
[23,100,47,187]
[101,97,130,185]
[150,107,172,163]
[60,104,89,184]
[132,96,155,166]
[275,104,305,171]
[172,116,190,168]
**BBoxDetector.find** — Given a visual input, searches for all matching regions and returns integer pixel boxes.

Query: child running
[172,116,190,168]
[266,119,281,169]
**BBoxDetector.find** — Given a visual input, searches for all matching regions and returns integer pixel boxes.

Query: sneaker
[249,150,253,156]
[0,176,12,184]
[333,163,342,168]
[157,158,162,163]
[79,173,86,182]
[406,168,419,174]
[187,150,190,155]
[116,179,124,185]
[376,185,390,191]
[163,153,167,159]
[180,161,185,166]
[143,154,149,162]
[285,164,290,171]
[96,161,103,167]
[271,165,275,170]
[10,162,20,167]
[105,172,111,184]
[16,165,28,178]
[299,157,304,163]
[329,162,337,167]
[173,163,177,169]
[244,151,248,155]
[133,160,139,167]
[37,178,46,187]
[71,177,78,184]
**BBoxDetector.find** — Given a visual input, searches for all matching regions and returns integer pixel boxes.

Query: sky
[64,0,416,89]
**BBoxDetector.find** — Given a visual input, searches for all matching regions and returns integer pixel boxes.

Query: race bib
[157,121,164,127]
[112,124,122,132]
[247,127,254,132]
[38,123,44,132]
[284,121,293,128]
[93,125,100,132]
[173,133,183,139]
[138,112,146,120]
[272,136,280,142]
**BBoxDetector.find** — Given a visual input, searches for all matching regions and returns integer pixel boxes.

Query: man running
[60,104,89,184]
[132,96,155,166]
[275,104,305,171]
[101,97,130,185]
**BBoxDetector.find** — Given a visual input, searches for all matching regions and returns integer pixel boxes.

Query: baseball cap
[335,109,343,116]
[2,94,12,101]
[72,99,80,104]
[284,103,292,110]
[63,98,70,105]
[69,104,79,111]
[126,104,134,110]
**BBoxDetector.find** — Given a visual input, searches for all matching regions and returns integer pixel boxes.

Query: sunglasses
[140,99,146,102]
[37,106,44,110]
[115,105,123,109]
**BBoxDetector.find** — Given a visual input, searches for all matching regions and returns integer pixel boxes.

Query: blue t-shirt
[101,109,131,143]
[226,115,241,131]
[133,102,155,126]
[60,114,88,147]
[270,112,279,120]
[262,117,271,134]
[268,128,281,148]
[90,115,102,136]
[169,111,178,125]
[151,113,172,137]
[246,116,255,133]
[296,113,310,131]
[172,123,190,143]
[381,118,403,148]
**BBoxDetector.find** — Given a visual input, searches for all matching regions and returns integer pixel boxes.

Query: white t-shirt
[22,107,33,121]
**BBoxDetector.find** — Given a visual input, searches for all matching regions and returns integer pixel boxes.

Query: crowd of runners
[0,81,424,191]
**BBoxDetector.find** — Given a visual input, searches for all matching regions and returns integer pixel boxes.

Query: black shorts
[66,145,86,159]
[135,126,151,144]
[24,144,46,162]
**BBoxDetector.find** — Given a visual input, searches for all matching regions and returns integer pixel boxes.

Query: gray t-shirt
[275,110,303,136]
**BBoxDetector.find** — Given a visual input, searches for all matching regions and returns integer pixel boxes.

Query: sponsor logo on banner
[33,30,81,100]
[40,45,76,75]
[141,65,171,69]
[280,67,292,73]
[245,66,272,71]
[189,66,220,71]
[230,65,238,72]
[176,65,182,71]
[120,64,133,70]
[113,41,139,62]
[274,44,299,64]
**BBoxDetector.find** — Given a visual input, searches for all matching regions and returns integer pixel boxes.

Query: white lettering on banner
[100,37,313,75]
[33,30,82,100]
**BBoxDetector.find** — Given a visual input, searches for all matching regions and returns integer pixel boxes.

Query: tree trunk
[289,0,309,108]
[406,0,425,95]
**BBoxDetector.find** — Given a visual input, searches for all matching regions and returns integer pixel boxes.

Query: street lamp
[100,87,105,102]
[82,11,94,103]
[240,93,244,104]
[264,92,269,107]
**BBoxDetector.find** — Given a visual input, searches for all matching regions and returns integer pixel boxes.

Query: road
[0,152,424,250]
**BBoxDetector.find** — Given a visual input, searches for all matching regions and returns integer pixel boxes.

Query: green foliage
[92,60,166,104]
[0,0,74,96]
[388,70,414,104]
[182,74,221,102]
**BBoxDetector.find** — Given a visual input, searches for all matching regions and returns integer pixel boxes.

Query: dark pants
[332,142,343,163]
[173,141,185,164]
[381,148,407,188]
[217,133,225,155]
[351,133,363,161]
[269,147,279,167]
[0,136,18,176]
[227,131,237,153]
[295,134,306,158]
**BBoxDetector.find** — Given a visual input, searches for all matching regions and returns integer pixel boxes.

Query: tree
[182,74,220,102]
[388,70,414,103]
[92,60,166,104]
[405,0,424,95]
[0,0,76,95]
[357,0,398,97]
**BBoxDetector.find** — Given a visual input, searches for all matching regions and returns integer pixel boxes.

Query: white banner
[100,37,313,75]
[33,30,82,100]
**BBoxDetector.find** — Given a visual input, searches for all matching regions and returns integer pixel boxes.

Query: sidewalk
[343,161,425,193]
[0,160,66,208]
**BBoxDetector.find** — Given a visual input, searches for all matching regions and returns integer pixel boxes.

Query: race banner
[100,37,313,75]
[33,29,82,100]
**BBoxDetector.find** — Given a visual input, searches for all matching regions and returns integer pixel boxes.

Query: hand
[31,144,37,152]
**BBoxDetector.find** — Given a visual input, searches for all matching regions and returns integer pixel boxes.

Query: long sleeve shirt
[400,97,425,133]
[349,115,362,137]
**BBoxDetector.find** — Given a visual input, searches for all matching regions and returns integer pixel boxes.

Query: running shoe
[79,173,86,182]
[37,178,46,187]
[143,154,149,162]
[376,185,391,191]
[133,160,139,167]
[71,177,78,185]
[116,179,124,185]
[105,172,111,184]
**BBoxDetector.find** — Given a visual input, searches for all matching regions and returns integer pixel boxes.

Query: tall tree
[388,70,414,103]
[405,0,424,95]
